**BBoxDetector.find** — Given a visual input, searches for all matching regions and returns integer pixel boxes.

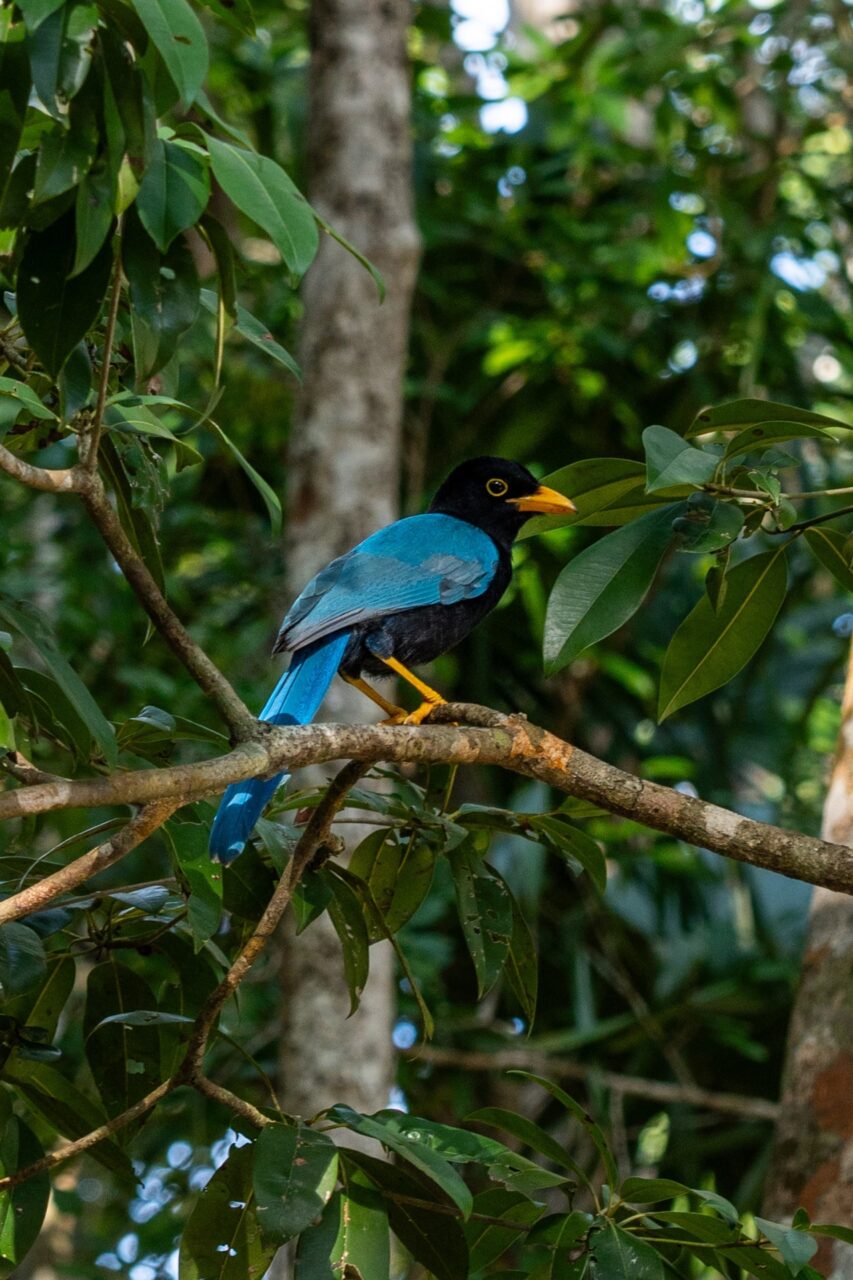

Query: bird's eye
[486,477,509,497]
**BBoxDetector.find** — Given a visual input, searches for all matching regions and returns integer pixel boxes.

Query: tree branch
[0,763,369,1189]
[411,1046,780,1123]
[0,1080,174,1191]
[76,470,257,740]
[2,706,851,894]
[0,444,79,494]
[0,800,179,926]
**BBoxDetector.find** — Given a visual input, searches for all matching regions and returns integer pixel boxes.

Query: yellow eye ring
[486,477,509,497]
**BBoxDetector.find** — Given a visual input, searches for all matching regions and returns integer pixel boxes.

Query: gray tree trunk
[276,0,420,1123]
[764,645,853,1278]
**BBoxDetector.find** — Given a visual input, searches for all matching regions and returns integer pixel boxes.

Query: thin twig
[411,1045,780,1122]
[772,503,853,535]
[0,1080,174,1191]
[0,801,178,925]
[180,760,370,1078]
[1,750,66,787]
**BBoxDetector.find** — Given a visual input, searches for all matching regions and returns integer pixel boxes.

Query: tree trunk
[276,0,420,1122]
[764,644,853,1277]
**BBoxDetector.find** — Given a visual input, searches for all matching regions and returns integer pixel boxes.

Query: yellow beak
[509,484,577,515]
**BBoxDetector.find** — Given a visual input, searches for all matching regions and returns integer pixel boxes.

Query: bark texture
[276,0,420,1124]
[764,646,853,1278]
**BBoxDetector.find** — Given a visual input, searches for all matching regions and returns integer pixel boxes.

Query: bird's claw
[402,698,447,726]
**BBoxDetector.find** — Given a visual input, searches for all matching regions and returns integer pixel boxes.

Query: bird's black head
[428,456,575,548]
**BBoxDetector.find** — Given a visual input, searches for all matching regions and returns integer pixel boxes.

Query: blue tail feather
[209,630,351,863]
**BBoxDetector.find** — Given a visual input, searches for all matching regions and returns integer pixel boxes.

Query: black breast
[340,553,512,679]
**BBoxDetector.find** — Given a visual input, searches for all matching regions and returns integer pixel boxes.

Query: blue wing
[276,514,499,652]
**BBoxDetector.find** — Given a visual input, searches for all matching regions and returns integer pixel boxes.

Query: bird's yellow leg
[379,656,447,725]
[341,673,407,722]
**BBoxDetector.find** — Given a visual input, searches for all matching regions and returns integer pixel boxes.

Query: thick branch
[0,801,178,926]
[1,706,851,894]
[77,472,257,740]
[412,1046,780,1123]
[0,445,79,494]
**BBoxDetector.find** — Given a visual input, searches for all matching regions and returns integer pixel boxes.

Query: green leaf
[328,1106,473,1219]
[0,376,58,424]
[0,25,31,207]
[324,868,370,1015]
[724,420,835,460]
[373,1110,567,1196]
[1,955,73,1043]
[33,88,98,203]
[253,1123,339,1246]
[83,960,161,1119]
[129,0,208,106]
[643,425,718,493]
[17,211,114,377]
[199,288,300,376]
[340,1149,469,1280]
[619,1177,690,1203]
[805,527,853,593]
[504,889,538,1024]
[675,500,744,555]
[467,1107,581,1177]
[658,547,788,720]
[519,458,646,539]
[295,1170,391,1280]
[686,399,850,438]
[466,1189,545,1271]
[206,136,319,275]
[810,1223,853,1246]
[165,820,223,948]
[58,340,92,422]
[531,817,607,893]
[449,842,513,997]
[4,1059,134,1180]
[124,211,200,381]
[200,216,236,318]
[26,3,97,120]
[0,1108,49,1279]
[590,1222,664,1279]
[17,0,65,34]
[0,924,45,995]
[755,1219,818,1276]
[544,504,680,674]
[181,1142,277,1280]
[99,436,167,603]
[205,417,282,534]
[314,210,385,301]
[136,139,210,251]
[349,829,437,941]
[105,401,202,469]
[0,594,117,765]
[650,1210,738,1243]
[510,1072,618,1191]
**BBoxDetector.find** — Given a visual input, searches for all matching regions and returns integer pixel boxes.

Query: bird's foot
[402,697,447,726]
[380,709,409,725]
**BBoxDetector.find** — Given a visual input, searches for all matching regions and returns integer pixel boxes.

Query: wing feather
[276,514,499,652]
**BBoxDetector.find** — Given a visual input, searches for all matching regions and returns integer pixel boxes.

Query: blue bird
[209,457,575,862]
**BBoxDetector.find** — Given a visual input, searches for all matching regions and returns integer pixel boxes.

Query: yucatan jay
[209,457,575,862]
